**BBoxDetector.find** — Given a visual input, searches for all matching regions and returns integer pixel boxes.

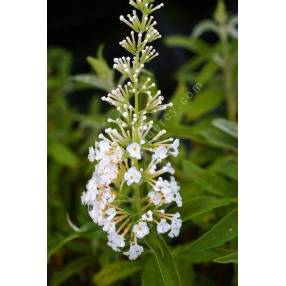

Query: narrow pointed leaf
[212,118,238,138]
[213,251,238,264]
[180,195,236,222]
[175,209,238,255]
[182,160,237,197]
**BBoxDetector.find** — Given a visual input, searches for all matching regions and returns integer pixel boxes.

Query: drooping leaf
[176,209,238,255]
[72,74,113,92]
[93,260,142,286]
[213,251,238,264]
[212,118,238,138]
[179,195,236,222]
[50,256,96,286]
[48,223,95,260]
[182,160,237,197]
[144,232,181,286]
[192,20,219,37]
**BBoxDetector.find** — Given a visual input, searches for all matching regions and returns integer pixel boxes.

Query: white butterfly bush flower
[81,0,182,261]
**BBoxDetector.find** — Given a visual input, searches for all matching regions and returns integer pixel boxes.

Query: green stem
[220,25,236,121]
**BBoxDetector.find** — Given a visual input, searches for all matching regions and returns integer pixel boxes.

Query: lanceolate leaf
[175,209,238,255]
[182,160,237,197]
[144,232,182,286]
[173,247,234,264]
[213,251,238,264]
[180,195,236,222]
[93,261,142,286]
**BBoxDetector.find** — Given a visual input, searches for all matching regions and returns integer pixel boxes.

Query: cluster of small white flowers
[81,0,183,261]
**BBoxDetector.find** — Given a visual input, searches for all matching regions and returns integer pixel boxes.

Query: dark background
[48,0,237,99]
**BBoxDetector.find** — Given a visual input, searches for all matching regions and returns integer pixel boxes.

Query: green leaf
[93,261,142,286]
[186,86,224,121]
[48,223,95,260]
[195,125,238,151]
[180,195,236,222]
[87,55,113,80]
[213,251,238,264]
[142,256,165,286]
[144,232,181,286]
[182,160,237,197]
[192,20,219,37]
[193,61,219,85]
[48,140,78,167]
[208,155,238,180]
[212,118,238,138]
[72,74,113,92]
[176,210,238,254]
[173,248,233,264]
[176,259,195,286]
[50,256,96,286]
[167,120,237,151]
[164,36,211,54]
[167,82,189,124]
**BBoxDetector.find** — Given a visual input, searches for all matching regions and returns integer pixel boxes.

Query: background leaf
[212,118,238,138]
[50,256,96,286]
[93,261,142,286]
[182,160,237,197]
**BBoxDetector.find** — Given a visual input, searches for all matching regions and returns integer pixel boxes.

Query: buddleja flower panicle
[81,0,182,261]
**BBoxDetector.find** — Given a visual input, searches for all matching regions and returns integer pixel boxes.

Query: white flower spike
[81,0,182,261]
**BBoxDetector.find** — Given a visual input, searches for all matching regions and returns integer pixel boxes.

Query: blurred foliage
[48,1,238,285]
